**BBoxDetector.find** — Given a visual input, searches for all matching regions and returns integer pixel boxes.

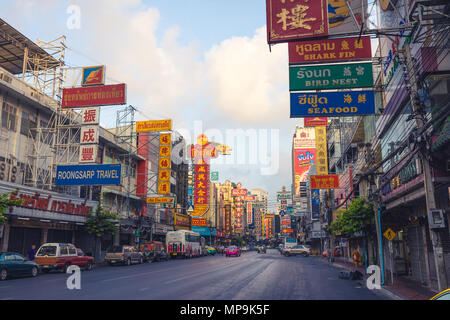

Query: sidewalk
[328,257,437,300]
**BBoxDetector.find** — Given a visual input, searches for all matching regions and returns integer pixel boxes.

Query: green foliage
[85,205,120,238]
[0,191,24,225]
[329,197,375,238]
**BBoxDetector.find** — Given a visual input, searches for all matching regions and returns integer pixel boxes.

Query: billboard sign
[81,65,105,86]
[310,174,340,189]
[311,189,320,220]
[61,84,126,108]
[304,117,328,127]
[289,36,372,64]
[289,62,374,91]
[315,126,328,175]
[191,218,207,227]
[266,0,328,44]
[81,107,100,125]
[136,120,172,132]
[231,189,248,196]
[55,164,121,186]
[290,90,375,117]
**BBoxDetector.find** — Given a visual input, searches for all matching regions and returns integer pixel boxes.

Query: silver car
[105,245,143,266]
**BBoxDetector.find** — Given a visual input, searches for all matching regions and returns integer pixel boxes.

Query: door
[13,254,28,275]
[3,253,21,277]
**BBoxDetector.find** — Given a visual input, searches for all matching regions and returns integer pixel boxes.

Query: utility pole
[402,42,448,291]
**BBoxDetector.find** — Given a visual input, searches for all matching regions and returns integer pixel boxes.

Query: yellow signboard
[158,170,171,182]
[159,145,171,158]
[159,158,171,170]
[136,120,172,132]
[315,126,328,175]
[160,133,171,146]
[147,197,173,204]
[189,204,209,218]
[383,228,396,241]
[158,182,171,195]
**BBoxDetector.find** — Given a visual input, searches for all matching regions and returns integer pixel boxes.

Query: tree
[0,191,24,225]
[85,205,120,260]
[328,197,375,238]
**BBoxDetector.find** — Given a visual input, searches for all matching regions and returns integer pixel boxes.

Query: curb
[326,259,406,300]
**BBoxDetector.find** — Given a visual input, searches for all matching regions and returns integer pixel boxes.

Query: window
[36,245,57,256]
[20,111,37,137]
[60,247,69,255]
[4,254,15,261]
[13,254,24,261]
[2,102,17,131]
[68,247,76,255]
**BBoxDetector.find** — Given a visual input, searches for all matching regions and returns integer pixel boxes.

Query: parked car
[257,245,266,254]
[104,245,143,266]
[225,246,241,257]
[283,245,311,257]
[241,246,249,252]
[205,246,216,255]
[0,252,39,280]
[35,243,94,273]
[140,241,168,262]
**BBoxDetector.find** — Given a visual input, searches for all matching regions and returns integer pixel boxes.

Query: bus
[166,230,204,258]
[283,237,297,249]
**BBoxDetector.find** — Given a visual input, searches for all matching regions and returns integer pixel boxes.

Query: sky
[1,0,308,210]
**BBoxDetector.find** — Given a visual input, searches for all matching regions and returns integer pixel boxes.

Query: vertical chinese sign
[188,134,218,218]
[231,185,247,233]
[266,0,328,44]
[315,126,328,175]
[158,133,172,195]
[79,108,99,163]
[224,204,231,236]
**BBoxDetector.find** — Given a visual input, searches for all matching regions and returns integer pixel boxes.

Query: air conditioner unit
[9,165,19,184]
[0,73,12,84]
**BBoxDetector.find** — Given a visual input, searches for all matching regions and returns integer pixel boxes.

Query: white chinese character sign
[79,145,98,163]
[81,107,100,125]
[80,126,99,144]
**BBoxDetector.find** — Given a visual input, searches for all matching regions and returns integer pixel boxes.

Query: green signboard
[211,171,219,181]
[289,62,373,91]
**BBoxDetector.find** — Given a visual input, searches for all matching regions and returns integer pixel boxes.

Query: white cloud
[205,27,289,126]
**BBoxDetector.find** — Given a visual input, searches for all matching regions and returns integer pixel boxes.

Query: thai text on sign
[136,120,172,132]
[61,84,126,108]
[289,36,372,64]
[290,90,375,117]
[310,174,339,189]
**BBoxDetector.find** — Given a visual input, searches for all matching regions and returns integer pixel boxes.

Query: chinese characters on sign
[315,126,328,175]
[266,0,328,44]
[289,36,372,64]
[158,133,172,195]
[290,90,375,117]
[81,107,99,125]
[310,174,340,189]
[80,126,99,144]
[79,145,97,163]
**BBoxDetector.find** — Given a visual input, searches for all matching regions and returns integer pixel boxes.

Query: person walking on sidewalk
[28,245,36,261]
[352,250,361,269]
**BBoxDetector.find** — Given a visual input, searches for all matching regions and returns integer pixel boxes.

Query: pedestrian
[352,250,361,269]
[28,245,36,261]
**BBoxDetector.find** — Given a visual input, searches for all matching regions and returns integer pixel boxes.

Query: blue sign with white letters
[55,164,122,186]
[290,90,375,117]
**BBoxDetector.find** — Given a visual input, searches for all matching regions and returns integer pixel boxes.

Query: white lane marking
[139,287,149,291]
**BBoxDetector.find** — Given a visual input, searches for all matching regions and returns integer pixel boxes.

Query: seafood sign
[290,90,375,117]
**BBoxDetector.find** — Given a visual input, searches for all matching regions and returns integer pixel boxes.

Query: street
[0,250,385,300]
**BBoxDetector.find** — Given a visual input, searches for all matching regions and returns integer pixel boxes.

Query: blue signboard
[191,226,216,236]
[311,189,320,221]
[290,90,375,117]
[188,186,193,196]
[55,164,122,186]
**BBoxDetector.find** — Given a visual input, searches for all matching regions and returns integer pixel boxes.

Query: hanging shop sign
[290,90,375,117]
[289,62,373,91]
[174,213,190,229]
[81,65,105,86]
[191,218,207,227]
[315,126,328,175]
[231,188,248,196]
[224,204,231,235]
[136,120,172,132]
[61,83,126,108]
[158,133,172,195]
[304,117,328,127]
[55,164,121,186]
[310,174,339,189]
[210,171,219,181]
[266,0,328,44]
[147,196,175,204]
[289,36,372,64]
[311,189,320,220]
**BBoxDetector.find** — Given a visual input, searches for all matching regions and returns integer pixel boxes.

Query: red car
[225,246,241,257]
[35,243,94,273]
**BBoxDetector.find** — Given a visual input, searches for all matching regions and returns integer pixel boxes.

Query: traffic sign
[383,228,396,241]
[187,205,194,213]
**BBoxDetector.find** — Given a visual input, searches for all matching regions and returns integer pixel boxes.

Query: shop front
[0,182,98,256]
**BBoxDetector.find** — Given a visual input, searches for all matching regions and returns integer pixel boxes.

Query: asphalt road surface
[0,250,386,300]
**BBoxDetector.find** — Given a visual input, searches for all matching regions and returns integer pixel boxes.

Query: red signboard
[191,218,207,227]
[61,83,126,108]
[289,36,372,64]
[231,189,247,196]
[266,0,328,44]
[304,117,328,127]
[310,174,340,189]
